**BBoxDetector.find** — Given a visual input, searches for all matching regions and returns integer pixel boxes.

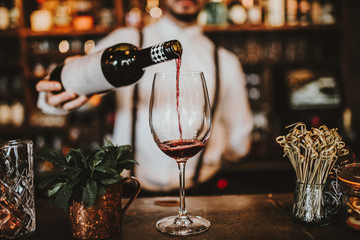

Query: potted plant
[34,139,141,239]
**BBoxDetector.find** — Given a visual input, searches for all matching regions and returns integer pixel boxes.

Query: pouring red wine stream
[157,57,206,163]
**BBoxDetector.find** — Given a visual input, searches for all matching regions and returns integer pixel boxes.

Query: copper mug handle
[120,176,141,215]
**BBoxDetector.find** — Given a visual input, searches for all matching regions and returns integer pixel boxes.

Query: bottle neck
[138,40,182,68]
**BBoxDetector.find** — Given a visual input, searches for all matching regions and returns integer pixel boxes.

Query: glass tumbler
[338,163,360,231]
[0,140,36,239]
[292,182,341,226]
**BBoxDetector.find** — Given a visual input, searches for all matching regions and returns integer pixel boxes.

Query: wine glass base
[156,215,210,236]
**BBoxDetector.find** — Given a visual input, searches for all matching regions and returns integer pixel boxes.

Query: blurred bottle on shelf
[97,8,114,29]
[297,0,311,26]
[125,0,142,28]
[244,37,262,65]
[0,75,11,126]
[245,73,262,104]
[58,39,70,53]
[71,38,83,51]
[11,100,25,127]
[9,4,20,29]
[0,102,12,126]
[73,0,94,31]
[33,62,47,78]
[34,134,46,149]
[311,0,322,25]
[286,0,298,26]
[29,39,50,54]
[0,0,10,30]
[0,0,20,30]
[30,0,53,31]
[247,0,263,25]
[321,0,336,25]
[228,1,247,25]
[126,7,142,27]
[54,2,72,29]
[52,134,63,152]
[38,39,51,53]
[0,74,25,127]
[83,39,96,54]
[264,0,285,27]
[198,0,228,26]
[10,75,25,127]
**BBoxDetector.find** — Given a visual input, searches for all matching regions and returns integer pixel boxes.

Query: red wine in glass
[158,139,205,162]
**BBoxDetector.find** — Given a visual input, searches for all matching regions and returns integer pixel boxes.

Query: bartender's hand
[36,78,89,111]
[36,55,89,111]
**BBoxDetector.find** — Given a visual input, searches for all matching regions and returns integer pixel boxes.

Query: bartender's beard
[168,9,200,22]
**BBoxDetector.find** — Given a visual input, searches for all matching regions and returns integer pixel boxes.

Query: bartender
[36,0,254,192]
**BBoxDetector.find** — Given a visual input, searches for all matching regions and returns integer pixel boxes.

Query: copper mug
[68,177,141,239]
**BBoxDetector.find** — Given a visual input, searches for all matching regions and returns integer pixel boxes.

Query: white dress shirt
[38,16,253,191]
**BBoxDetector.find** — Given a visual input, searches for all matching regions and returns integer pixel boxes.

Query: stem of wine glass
[177,161,190,222]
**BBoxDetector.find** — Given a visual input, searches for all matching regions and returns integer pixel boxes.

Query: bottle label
[61,50,114,95]
[150,43,167,63]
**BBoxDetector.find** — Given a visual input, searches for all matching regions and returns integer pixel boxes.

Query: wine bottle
[50,39,182,95]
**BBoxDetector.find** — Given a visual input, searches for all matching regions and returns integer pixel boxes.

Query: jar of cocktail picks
[338,163,360,231]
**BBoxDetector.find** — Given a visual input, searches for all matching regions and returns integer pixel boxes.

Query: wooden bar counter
[28,194,359,240]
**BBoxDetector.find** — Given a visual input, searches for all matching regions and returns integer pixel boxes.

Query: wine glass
[149,71,212,235]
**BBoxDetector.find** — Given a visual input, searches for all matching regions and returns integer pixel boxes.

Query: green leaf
[100,175,122,185]
[115,159,138,173]
[46,182,65,197]
[63,166,83,175]
[115,145,132,160]
[117,159,138,167]
[82,179,97,207]
[100,150,112,168]
[66,148,87,168]
[95,166,118,175]
[105,138,114,147]
[52,184,73,211]
[91,151,105,170]
[91,159,102,171]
